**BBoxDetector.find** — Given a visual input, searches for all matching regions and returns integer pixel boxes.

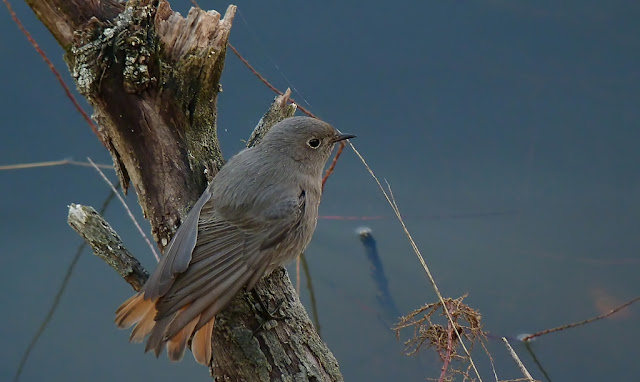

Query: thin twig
[227,42,348,187]
[14,191,116,382]
[227,43,318,119]
[522,295,640,342]
[348,141,483,382]
[388,180,483,380]
[87,158,160,262]
[1,0,102,143]
[502,337,535,382]
[322,142,346,190]
[0,159,113,171]
[479,339,500,382]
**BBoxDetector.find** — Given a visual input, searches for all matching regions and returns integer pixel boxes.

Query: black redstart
[115,116,354,365]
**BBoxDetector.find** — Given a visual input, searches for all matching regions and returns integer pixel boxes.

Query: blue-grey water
[1,1,639,381]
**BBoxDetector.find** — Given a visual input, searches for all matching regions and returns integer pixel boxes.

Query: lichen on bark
[29,0,343,379]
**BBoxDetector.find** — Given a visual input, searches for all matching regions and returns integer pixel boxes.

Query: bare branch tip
[223,4,237,23]
[67,203,87,224]
[278,88,292,107]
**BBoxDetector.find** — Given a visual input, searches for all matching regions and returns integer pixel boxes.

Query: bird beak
[332,133,356,143]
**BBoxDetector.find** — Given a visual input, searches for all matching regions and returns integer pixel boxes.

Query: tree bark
[25,0,343,379]
[68,203,149,291]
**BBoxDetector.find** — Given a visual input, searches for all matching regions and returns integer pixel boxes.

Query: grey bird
[115,116,355,366]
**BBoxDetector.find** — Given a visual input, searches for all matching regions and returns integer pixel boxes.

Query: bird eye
[307,138,321,149]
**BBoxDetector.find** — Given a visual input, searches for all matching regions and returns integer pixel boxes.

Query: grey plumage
[115,116,354,365]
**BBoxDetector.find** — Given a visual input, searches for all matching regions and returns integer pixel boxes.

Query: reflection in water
[356,227,400,326]
[591,288,635,319]
[300,253,322,337]
[524,341,553,382]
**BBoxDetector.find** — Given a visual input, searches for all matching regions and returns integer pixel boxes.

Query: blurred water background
[1,1,639,381]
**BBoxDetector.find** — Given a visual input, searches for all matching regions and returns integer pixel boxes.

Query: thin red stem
[322,142,346,190]
[2,0,103,144]
[227,43,318,119]
[438,304,455,382]
[523,295,640,342]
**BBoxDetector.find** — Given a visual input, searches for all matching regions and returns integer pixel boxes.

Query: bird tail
[115,293,214,366]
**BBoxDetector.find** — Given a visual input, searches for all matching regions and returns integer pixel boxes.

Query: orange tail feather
[117,294,215,364]
[167,313,199,362]
[115,293,155,329]
[130,303,157,343]
[191,318,214,366]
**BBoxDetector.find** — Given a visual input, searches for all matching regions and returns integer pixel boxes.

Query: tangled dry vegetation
[394,295,539,382]
[394,295,483,381]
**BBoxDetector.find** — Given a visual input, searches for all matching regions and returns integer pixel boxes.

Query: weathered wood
[67,204,149,291]
[212,268,342,381]
[25,0,123,47]
[30,0,343,379]
[64,1,235,248]
[246,88,297,148]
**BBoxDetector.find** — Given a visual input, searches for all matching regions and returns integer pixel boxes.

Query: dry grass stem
[0,159,113,171]
[502,338,535,382]
[349,141,483,382]
[394,295,484,381]
[87,158,160,262]
[479,338,500,382]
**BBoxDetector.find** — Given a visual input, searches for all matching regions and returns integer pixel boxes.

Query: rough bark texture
[67,196,341,381]
[213,268,342,381]
[67,203,148,291]
[25,0,124,47]
[29,0,343,380]
[66,0,232,248]
[246,88,297,148]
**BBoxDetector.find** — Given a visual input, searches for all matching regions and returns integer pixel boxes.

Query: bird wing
[152,188,307,339]
[259,190,306,251]
[142,185,213,300]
